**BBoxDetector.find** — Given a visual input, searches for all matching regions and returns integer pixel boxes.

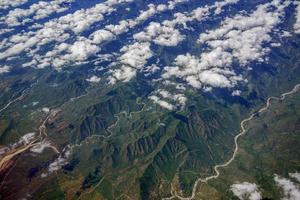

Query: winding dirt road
[163,84,300,200]
[0,110,60,173]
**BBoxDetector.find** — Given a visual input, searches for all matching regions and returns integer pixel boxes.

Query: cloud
[231,182,262,200]
[92,0,189,45]
[0,0,239,73]
[133,0,240,47]
[42,107,50,113]
[0,65,10,74]
[149,95,174,110]
[198,0,290,65]
[106,0,240,86]
[20,132,36,145]
[289,172,300,183]
[149,89,187,110]
[0,0,28,9]
[162,0,289,92]
[26,37,100,68]
[232,90,242,96]
[142,64,160,76]
[4,0,75,27]
[162,0,239,28]
[44,146,72,175]
[86,75,101,83]
[214,0,239,15]
[119,42,153,69]
[295,2,300,34]
[133,22,185,46]
[162,52,243,89]
[108,66,137,84]
[90,29,115,44]
[30,140,52,154]
[108,42,153,83]
[0,0,133,61]
[274,174,300,200]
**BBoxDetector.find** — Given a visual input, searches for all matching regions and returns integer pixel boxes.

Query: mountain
[0,0,300,199]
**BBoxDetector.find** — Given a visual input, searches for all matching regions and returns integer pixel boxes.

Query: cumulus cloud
[274,174,300,200]
[0,0,239,73]
[231,182,262,200]
[108,42,153,83]
[107,0,240,86]
[149,95,175,110]
[108,65,137,84]
[0,0,28,10]
[232,90,242,96]
[162,0,289,92]
[133,0,239,47]
[142,64,160,76]
[119,42,153,69]
[30,140,52,154]
[4,0,75,27]
[0,65,10,74]
[162,52,243,89]
[86,75,101,83]
[162,0,238,28]
[1,0,192,71]
[41,146,72,176]
[51,38,100,68]
[133,22,185,46]
[90,0,188,46]
[5,132,37,151]
[0,0,133,62]
[20,132,36,145]
[149,89,187,110]
[90,29,115,44]
[198,0,290,65]
[295,2,300,34]
[289,172,300,183]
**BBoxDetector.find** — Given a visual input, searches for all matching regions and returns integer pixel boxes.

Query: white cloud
[149,95,174,110]
[0,0,239,73]
[142,64,160,76]
[92,0,188,45]
[108,42,153,83]
[35,37,100,68]
[0,0,28,9]
[42,107,50,113]
[47,146,72,174]
[294,2,300,34]
[1,132,37,155]
[108,65,137,84]
[163,52,243,89]
[0,0,133,62]
[289,173,300,183]
[162,0,239,28]
[149,89,187,110]
[231,182,262,200]
[0,65,10,74]
[162,0,289,92]
[133,22,185,46]
[119,42,153,69]
[30,140,52,154]
[232,90,242,96]
[20,132,36,145]
[4,0,75,27]
[274,174,300,200]
[199,0,289,65]
[90,29,115,44]
[86,75,101,83]
[133,0,239,47]
[214,0,239,15]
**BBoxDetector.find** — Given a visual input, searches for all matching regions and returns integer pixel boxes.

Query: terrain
[0,0,300,200]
